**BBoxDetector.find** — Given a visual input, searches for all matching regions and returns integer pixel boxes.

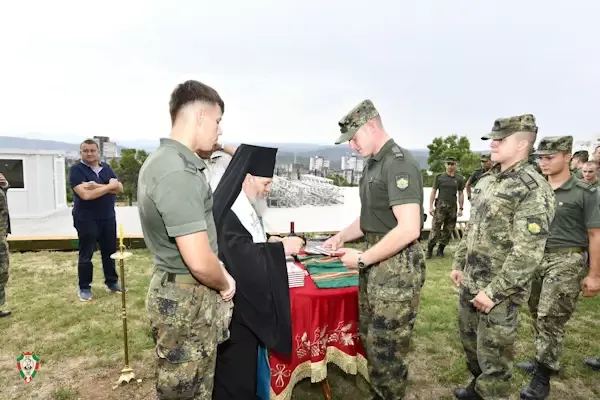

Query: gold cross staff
[111,223,135,385]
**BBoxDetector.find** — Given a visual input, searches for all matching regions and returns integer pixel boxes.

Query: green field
[0,246,599,399]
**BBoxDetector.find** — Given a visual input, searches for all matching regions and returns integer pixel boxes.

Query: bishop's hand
[282,236,304,256]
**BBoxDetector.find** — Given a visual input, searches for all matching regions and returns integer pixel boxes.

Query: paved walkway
[9,187,471,238]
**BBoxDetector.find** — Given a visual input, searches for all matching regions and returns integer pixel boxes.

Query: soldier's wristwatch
[357,255,367,269]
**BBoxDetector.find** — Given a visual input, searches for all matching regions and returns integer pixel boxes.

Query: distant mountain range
[0,135,430,169]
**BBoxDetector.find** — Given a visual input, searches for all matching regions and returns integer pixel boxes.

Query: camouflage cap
[480,153,490,161]
[445,157,457,163]
[533,136,573,155]
[481,114,538,140]
[335,100,380,145]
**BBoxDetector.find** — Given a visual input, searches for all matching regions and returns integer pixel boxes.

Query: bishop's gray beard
[249,196,268,217]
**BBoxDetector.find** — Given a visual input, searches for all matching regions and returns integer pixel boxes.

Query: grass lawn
[0,245,599,399]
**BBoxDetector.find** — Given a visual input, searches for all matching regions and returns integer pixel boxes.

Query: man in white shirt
[197,143,237,189]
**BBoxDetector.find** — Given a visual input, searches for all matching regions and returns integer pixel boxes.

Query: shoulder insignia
[395,173,409,190]
[519,172,539,191]
[527,219,541,234]
[178,153,199,174]
[391,146,404,159]
[575,180,597,193]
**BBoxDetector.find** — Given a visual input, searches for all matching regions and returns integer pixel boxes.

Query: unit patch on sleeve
[396,173,409,190]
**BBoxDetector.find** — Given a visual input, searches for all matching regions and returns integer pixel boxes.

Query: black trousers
[213,319,260,400]
[74,218,118,290]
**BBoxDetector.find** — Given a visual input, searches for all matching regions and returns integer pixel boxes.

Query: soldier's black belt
[162,271,201,285]
[544,247,586,254]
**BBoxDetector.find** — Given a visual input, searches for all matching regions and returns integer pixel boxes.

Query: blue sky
[1,0,598,151]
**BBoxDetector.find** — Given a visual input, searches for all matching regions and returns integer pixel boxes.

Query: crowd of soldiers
[323,102,600,400]
[427,144,600,261]
[423,118,600,400]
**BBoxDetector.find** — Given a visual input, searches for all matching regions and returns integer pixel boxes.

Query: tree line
[422,134,481,187]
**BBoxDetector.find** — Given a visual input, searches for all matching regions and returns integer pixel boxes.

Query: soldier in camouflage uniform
[0,173,11,236]
[516,136,600,399]
[137,80,235,399]
[325,99,426,399]
[465,154,493,201]
[0,186,10,318]
[427,157,465,258]
[451,114,556,400]
[569,150,588,179]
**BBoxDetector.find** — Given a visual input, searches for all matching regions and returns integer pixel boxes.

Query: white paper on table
[286,262,308,276]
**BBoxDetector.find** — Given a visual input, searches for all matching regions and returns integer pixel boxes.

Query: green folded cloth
[303,258,359,289]
[296,254,323,262]
[312,275,359,289]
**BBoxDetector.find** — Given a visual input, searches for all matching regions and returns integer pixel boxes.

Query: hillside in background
[0,135,430,169]
[0,136,129,155]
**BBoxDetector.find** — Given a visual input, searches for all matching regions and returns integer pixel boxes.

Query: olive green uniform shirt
[572,168,584,179]
[545,174,600,248]
[359,139,424,235]
[434,173,465,204]
[137,138,217,274]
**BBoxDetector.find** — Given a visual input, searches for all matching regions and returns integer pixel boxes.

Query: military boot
[518,359,557,376]
[426,242,435,259]
[584,357,600,370]
[437,244,446,257]
[454,379,482,399]
[516,359,537,375]
[520,361,552,399]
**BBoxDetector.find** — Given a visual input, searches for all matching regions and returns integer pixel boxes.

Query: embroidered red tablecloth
[268,262,369,400]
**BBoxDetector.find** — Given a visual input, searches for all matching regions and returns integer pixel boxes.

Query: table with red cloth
[268,260,369,400]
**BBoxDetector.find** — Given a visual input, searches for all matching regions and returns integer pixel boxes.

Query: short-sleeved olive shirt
[137,138,217,274]
[572,168,584,179]
[546,174,600,248]
[434,173,465,203]
[359,139,424,235]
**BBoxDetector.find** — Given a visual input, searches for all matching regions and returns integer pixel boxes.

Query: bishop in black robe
[212,144,293,400]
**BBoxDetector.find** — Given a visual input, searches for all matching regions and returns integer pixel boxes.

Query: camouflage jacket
[452,160,556,304]
[0,188,9,238]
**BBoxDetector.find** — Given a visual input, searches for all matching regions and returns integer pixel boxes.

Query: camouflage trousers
[359,237,426,400]
[458,287,520,400]
[146,270,233,400]
[428,200,457,246]
[527,251,588,371]
[0,237,9,306]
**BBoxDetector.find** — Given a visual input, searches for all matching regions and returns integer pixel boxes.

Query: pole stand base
[110,251,133,260]
[116,367,136,385]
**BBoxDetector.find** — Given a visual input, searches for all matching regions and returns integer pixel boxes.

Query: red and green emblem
[16,352,40,383]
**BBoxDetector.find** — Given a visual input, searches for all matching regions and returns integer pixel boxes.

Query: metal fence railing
[267,175,345,208]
